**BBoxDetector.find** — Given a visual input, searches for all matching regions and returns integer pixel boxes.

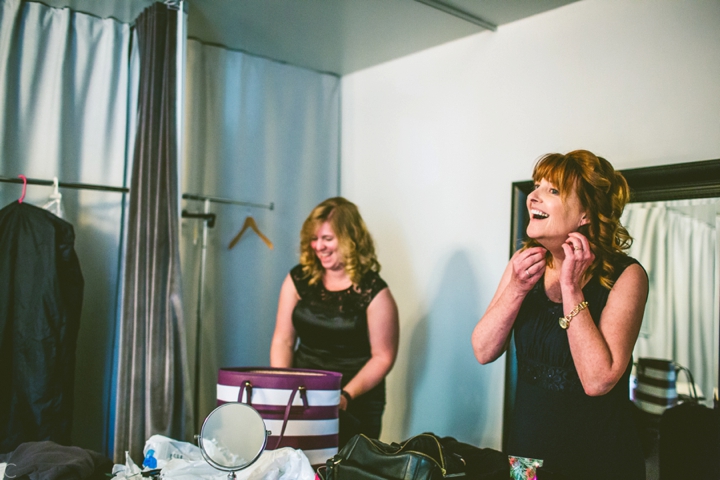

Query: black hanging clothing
[507,256,646,480]
[0,201,84,453]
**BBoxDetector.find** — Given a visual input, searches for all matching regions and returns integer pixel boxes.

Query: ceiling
[39,0,581,76]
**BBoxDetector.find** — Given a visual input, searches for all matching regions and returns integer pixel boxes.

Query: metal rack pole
[192,198,211,427]
[182,192,274,427]
[0,175,129,193]
[182,192,273,210]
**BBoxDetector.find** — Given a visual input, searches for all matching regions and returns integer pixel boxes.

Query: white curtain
[0,0,138,454]
[623,199,718,406]
[181,39,341,426]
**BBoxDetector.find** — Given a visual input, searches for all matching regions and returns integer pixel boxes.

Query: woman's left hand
[561,232,594,290]
[340,288,399,411]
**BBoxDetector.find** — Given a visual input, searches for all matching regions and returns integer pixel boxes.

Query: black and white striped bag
[634,358,697,416]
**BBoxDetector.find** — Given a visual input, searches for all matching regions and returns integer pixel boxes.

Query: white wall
[340,0,720,448]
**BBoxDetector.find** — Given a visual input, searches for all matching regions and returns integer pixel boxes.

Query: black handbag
[317,433,466,479]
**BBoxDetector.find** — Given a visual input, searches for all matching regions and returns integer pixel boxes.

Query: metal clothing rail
[0,175,129,193]
[182,192,274,210]
[181,192,274,427]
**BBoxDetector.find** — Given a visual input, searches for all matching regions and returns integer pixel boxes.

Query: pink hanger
[18,174,27,203]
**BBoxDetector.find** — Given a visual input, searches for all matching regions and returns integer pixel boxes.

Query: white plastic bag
[111,436,315,480]
[111,452,143,479]
[142,434,203,469]
[159,458,226,480]
[238,447,315,480]
[159,447,315,480]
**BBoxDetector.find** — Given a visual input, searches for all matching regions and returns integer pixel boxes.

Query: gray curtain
[114,2,190,463]
[0,0,138,455]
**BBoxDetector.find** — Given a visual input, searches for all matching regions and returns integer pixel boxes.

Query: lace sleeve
[360,270,388,303]
[289,264,308,299]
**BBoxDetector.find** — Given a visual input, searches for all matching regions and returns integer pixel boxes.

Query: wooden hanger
[228,216,274,250]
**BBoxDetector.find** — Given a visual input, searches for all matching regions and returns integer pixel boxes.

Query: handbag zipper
[403,450,447,476]
[396,434,447,474]
[353,434,448,476]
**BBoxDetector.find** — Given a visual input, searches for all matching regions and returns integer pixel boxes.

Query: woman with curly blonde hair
[271,197,398,445]
[472,150,648,480]
[297,197,381,286]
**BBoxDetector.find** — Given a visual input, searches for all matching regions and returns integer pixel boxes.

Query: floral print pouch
[508,455,544,480]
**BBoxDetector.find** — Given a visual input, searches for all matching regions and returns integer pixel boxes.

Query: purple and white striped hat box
[217,366,342,467]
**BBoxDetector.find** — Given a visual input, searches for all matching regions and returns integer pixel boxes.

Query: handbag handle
[273,385,308,449]
[237,380,253,405]
[673,363,699,402]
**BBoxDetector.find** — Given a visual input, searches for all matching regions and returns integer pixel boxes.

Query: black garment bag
[0,201,84,453]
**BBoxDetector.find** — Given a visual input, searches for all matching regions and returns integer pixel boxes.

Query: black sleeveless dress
[290,264,388,439]
[507,257,645,480]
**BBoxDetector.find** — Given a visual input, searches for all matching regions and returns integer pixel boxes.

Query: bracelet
[340,389,353,403]
[559,301,589,329]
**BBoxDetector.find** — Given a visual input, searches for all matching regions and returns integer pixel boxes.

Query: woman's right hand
[472,247,546,364]
[510,246,547,293]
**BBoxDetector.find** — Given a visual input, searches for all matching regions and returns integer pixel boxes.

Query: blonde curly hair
[525,150,633,289]
[299,197,380,285]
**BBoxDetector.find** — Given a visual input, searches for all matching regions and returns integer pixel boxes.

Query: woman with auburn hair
[472,151,647,479]
[271,197,399,444]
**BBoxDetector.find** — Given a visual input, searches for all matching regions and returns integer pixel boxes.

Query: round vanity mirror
[198,402,269,477]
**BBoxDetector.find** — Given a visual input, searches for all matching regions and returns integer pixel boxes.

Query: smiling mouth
[531,209,549,219]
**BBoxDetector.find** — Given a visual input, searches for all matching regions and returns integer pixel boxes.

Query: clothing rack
[0,175,129,193]
[181,192,274,426]
[182,192,274,210]
[2,173,130,452]
[2,177,278,427]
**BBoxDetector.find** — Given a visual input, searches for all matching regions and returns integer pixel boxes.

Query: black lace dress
[290,264,388,439]
[507,257,645,480]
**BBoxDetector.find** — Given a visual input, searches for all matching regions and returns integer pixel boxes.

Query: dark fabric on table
[438,436,509,479]
[507,256,646,480]
[290,264,388,442]
[0,202,84,453]
[659,401,720,479]
[0,441,112,480]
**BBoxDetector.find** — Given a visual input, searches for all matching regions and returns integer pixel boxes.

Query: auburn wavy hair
[525,150,633,289]
[299,197,380,285]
